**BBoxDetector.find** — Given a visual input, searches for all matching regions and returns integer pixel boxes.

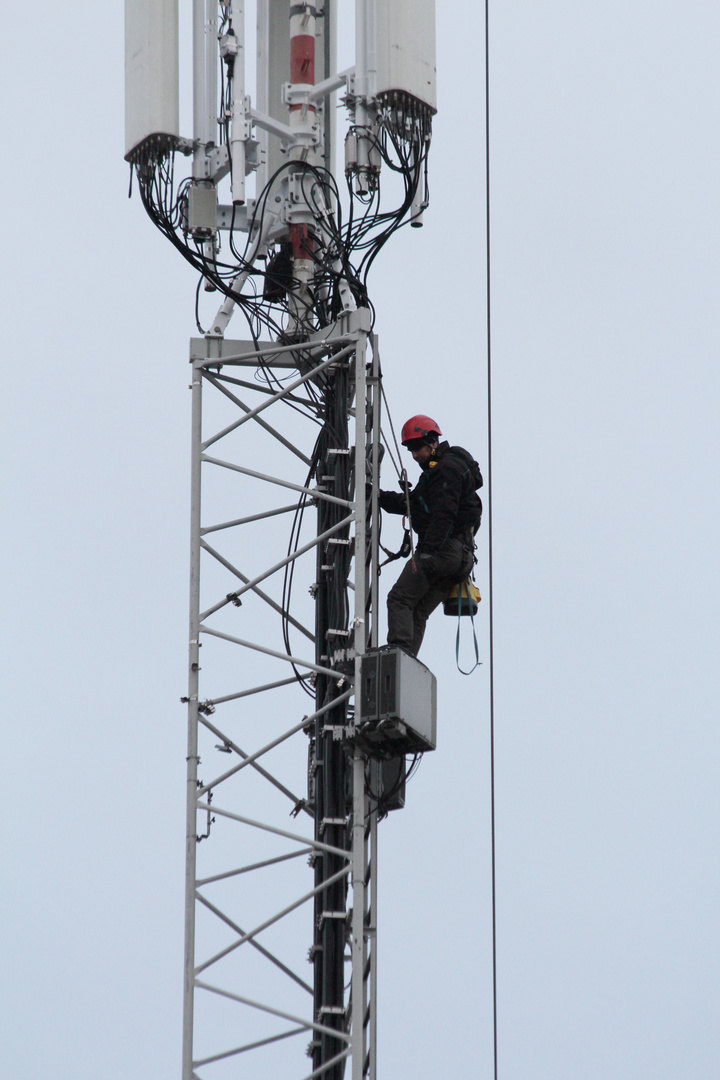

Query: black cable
[485,2,498,1078]
[133,132,425,345]
[194,275,206,334]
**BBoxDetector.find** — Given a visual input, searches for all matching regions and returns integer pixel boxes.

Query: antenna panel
[373,0,437,114]
[255,0,291,189]
[124,0,179,161]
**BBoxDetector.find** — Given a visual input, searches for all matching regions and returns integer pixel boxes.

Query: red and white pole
[289,2,315,104]
[287,1,318,338]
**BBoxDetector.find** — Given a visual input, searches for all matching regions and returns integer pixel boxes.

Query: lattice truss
[183,314,381,1080]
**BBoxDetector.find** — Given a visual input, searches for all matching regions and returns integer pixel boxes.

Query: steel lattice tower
[124,2,437,1077]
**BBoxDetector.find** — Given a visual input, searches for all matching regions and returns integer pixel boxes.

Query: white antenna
[124,0,179,160]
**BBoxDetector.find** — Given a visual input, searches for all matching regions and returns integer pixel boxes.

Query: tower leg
[182,363,203,1080]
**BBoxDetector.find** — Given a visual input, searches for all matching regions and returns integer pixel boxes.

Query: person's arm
[378,489,407,515]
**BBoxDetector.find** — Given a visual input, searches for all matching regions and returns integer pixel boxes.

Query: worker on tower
[376,416,483,657]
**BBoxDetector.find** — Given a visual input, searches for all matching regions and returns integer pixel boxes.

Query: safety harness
[379,526,412,567]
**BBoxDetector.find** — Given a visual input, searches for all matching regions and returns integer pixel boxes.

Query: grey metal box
[378,756,406,811]
[187,183,218,236]
[356,648,437,757]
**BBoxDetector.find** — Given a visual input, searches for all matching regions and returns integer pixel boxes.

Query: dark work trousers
[387,536,469,657]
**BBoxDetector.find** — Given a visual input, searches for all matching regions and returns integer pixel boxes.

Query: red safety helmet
[401,415,442,446]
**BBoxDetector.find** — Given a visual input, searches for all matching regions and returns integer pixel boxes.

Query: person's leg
[411,578,453,656]
[387,559,432,652]
[410,538,467,656]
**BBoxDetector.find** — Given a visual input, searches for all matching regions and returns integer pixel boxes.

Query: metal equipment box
[378,756,406,811]
[356,648,437,757]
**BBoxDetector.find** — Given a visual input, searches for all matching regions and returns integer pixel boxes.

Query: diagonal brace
[199,539,315,639]
[201,502,300,536]
[300,1048,353,1080]
[197,802,350,860]
[207,674,304,706]
[199,625,345,682]
[195,891,313,993]
[202,454,353,508]
[193,1026,305,1067]
[197,847,312,886]
[198,713,312,816]
[195,980,352,1043]
[211,371,324,413]
[198,689,352,796]
[201,348,352,450]
[204,373,312,465]
[199,512,354,615]
[194,865,350,975]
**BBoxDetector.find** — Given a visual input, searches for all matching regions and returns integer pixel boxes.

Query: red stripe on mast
[290,35,314,85]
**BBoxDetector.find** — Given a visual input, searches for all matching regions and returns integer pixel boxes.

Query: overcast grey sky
[2,2,719,1078]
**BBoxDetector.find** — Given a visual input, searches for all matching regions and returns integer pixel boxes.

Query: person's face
[408,439,437,466]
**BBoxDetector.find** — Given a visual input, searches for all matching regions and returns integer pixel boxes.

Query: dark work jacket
[378,441,483,555]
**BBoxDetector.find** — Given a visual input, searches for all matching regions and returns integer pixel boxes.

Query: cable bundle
[130,103,431,342]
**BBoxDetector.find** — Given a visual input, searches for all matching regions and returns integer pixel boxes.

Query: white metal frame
[182,314,381,1080]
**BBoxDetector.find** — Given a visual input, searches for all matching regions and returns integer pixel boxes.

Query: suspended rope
[485,0,499,1077]
[379,380,415,560]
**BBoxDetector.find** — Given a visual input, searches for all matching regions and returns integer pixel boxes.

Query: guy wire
[485,1,499,1077]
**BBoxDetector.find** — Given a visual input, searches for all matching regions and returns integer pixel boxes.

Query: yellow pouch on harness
[443,578,481,617]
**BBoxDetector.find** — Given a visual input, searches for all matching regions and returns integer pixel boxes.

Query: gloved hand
[416,552,437,578]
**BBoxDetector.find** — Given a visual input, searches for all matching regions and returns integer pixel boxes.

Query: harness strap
[455,578,481,675]
[379,528,413,568]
